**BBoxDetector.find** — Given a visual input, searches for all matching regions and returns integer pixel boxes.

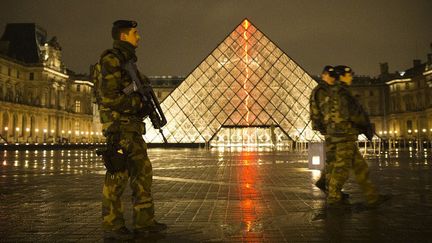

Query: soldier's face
[339,73,353,85]
[121,28,140,47]
[321,72,335,85]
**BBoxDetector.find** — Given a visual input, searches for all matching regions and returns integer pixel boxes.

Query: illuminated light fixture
[35,129,39,133]
[43,129,47,133]
[43,67,69,78]
[61,130,65,134]
[25,128,30,132]
[74,80,94,86]
[422,129,426,133]
[379,131,383,135]
[415,129,418,133]
[408,129,412,133]
[308,142,325,170]
[51,130,55,134]
[4,127,8,131]
[68,131,72,134]
[16,127,20,131]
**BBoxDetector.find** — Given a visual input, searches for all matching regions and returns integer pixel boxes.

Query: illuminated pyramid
[144,19,321,145]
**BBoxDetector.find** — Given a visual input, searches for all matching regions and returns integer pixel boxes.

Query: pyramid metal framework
[144,19,321,145]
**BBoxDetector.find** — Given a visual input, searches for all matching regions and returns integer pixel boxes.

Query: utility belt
[326,122,359,135]
[100,109,146,134]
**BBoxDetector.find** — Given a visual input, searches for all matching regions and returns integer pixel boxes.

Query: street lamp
[4,127,9,142]
[15,127,20,143]
[35,128,39,143]
[43,129,47,143]
[51,129,55,143]
[25,128,30,143]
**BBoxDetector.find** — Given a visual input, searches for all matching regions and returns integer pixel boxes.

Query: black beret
[322,65,337,78]
[112,20,137,29]
[322,65,334,73]
[334,65,354,76]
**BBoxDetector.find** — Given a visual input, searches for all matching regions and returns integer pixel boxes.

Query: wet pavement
[1,147,432,242]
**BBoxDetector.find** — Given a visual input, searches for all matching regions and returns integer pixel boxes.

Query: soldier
[325,65,390,207]
[310,66,349,197]
[95,20,167,239]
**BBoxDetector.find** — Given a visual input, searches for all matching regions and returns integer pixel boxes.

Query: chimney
[380,62,389,75]
[413,59,421,67]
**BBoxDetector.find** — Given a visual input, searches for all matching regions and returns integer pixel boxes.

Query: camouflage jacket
[309,80,331,135]
[98,40,146,134]
[323,82,371,137]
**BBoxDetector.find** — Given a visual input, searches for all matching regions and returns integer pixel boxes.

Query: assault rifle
[122,61,168,143]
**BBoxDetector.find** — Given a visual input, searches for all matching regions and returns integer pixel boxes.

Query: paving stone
[0,148,432,242]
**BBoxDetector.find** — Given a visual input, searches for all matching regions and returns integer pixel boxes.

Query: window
[29,73,34,80]
[74,121,80,131]
[75,100,81,113]
[76,85,80,92]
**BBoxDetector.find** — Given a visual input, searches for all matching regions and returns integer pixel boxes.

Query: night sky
[1,0,431,77]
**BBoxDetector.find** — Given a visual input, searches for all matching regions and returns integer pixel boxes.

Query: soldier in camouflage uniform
[324,65,390,207]
[310,66,338,193]
[95,20,167,239]
[310,66,350,198]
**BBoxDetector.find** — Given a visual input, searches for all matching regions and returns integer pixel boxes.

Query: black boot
[134,221,168,235]
[104,226,133,240]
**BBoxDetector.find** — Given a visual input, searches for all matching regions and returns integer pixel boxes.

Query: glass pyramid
[144,19,322,146]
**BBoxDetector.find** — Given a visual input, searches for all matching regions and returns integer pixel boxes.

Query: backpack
[90,48,126,105]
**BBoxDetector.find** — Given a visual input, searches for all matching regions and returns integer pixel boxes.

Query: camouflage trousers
[316,137,336,190]
[102,131,155,230]
[327,139,379,203]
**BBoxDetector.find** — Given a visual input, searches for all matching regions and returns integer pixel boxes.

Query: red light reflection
[238,151,262,239]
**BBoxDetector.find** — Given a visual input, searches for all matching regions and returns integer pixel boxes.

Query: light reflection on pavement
[1,148,432,242]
